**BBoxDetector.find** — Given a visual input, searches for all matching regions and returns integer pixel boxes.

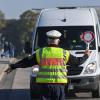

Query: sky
[0,0,100,19]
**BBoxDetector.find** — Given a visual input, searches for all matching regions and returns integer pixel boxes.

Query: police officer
[5,30,91,100]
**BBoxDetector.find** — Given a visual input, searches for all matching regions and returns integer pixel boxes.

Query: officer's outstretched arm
[4,57,31,74]
[5,64,15,74]
[5,53,38,74]
[68,49,91,66]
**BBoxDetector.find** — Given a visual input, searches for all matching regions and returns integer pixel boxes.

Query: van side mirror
[98,46,100,52]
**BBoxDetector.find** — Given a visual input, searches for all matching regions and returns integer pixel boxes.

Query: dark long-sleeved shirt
[11,50,88,69]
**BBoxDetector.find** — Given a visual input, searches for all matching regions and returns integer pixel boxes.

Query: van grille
[67,66,83,75]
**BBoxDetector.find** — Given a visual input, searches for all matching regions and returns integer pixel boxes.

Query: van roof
[38,8,96,26]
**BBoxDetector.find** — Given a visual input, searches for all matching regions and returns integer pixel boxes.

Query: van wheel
[92,82,100,98]
[30,77,40,99]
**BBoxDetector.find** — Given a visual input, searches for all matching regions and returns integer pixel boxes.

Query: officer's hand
[84,49,91,57]
[4,64,14,74]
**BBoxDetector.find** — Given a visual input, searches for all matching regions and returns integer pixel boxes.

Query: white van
[30,7,100,99]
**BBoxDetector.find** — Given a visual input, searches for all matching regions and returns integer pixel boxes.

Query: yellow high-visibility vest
[36,47,70,83]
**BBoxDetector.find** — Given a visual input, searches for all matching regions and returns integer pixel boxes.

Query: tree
[1,19,21,56]
[19,10,38,43]
[0,10,6,30]
[0,10,39,56]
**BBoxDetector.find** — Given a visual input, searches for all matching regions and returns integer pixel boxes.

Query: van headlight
[83,62,96,74]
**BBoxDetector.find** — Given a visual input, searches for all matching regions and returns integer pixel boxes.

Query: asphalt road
[0,68,31,100]
[0,64,100,100]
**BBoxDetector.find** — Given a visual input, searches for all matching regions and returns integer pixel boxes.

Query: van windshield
[34,26,95,50]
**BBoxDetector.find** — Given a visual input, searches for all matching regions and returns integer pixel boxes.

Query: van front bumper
[67,76,99,92]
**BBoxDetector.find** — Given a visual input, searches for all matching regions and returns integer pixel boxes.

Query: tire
[30,77,40,99]
[92,82,100,98]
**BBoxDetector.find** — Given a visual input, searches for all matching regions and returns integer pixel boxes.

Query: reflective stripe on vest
[40,58,64,66]
[36,47,70,83]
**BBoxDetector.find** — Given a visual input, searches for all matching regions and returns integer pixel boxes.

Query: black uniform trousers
[39,83,65,100]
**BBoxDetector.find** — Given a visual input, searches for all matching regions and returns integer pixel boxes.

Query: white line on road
[0,65,9,82]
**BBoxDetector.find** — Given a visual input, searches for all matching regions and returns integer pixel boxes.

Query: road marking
[0,65,8,82]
